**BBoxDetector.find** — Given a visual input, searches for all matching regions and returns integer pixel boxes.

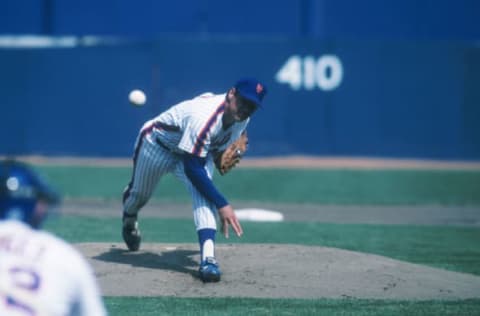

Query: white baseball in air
[129,89,146,106]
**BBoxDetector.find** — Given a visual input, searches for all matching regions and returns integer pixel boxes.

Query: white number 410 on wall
[275,55,343,91]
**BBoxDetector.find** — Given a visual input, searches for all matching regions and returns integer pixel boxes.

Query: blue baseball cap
[234,78,267,108]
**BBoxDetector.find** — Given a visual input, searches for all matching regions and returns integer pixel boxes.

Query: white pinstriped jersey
[0,221,106,316]
[148,92,249,157]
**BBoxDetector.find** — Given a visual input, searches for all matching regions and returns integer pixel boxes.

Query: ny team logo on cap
[235,78,267,107]
[256,83,264,94]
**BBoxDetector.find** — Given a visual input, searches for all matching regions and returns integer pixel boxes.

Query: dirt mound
[76,242,480,300]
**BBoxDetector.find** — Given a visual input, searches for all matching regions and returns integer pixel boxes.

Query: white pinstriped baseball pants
[122,130,218,231]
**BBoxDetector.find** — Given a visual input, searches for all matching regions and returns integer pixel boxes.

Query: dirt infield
[65,200,480,300]
[76,242,480,300]
[62,200,480,227]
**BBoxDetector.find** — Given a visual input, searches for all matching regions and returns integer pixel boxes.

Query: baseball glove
[214,132,248,175]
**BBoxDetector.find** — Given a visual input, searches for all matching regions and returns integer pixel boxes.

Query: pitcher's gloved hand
[214,132,248,175]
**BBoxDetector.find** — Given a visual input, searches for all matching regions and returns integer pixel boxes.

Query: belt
[152,121,179,152]
[155,138,172,152]
[153,122,180,132]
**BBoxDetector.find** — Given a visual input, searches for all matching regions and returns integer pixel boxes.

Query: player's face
[231,92,258,122]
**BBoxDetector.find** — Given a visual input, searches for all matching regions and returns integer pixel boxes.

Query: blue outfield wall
[2,0,479,40]
[0,38,479,159]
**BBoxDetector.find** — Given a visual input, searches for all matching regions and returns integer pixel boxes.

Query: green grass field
[37,166,480,205]
[104,297,480,316]
[37,165,480,315]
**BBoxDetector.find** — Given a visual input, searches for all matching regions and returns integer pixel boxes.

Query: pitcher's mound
[76,243,480,300]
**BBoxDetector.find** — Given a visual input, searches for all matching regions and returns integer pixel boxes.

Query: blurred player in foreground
[0,159,107,316]
[122,78,267,282]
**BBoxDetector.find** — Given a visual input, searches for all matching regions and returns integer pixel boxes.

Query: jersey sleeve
[183,154,228,208]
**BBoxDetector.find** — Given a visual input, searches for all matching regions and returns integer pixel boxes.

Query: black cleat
[122,215,141,251]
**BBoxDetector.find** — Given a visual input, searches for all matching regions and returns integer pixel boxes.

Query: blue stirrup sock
[198,228,216,262]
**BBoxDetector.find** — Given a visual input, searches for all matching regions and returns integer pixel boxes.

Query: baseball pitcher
[122,78,267,282]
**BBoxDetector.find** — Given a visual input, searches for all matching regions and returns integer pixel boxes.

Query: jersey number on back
[0,266,41,315]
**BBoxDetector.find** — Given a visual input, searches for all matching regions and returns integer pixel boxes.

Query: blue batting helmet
[0,159,60,228]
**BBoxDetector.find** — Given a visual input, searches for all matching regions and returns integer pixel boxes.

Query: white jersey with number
[0,220,107,316]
